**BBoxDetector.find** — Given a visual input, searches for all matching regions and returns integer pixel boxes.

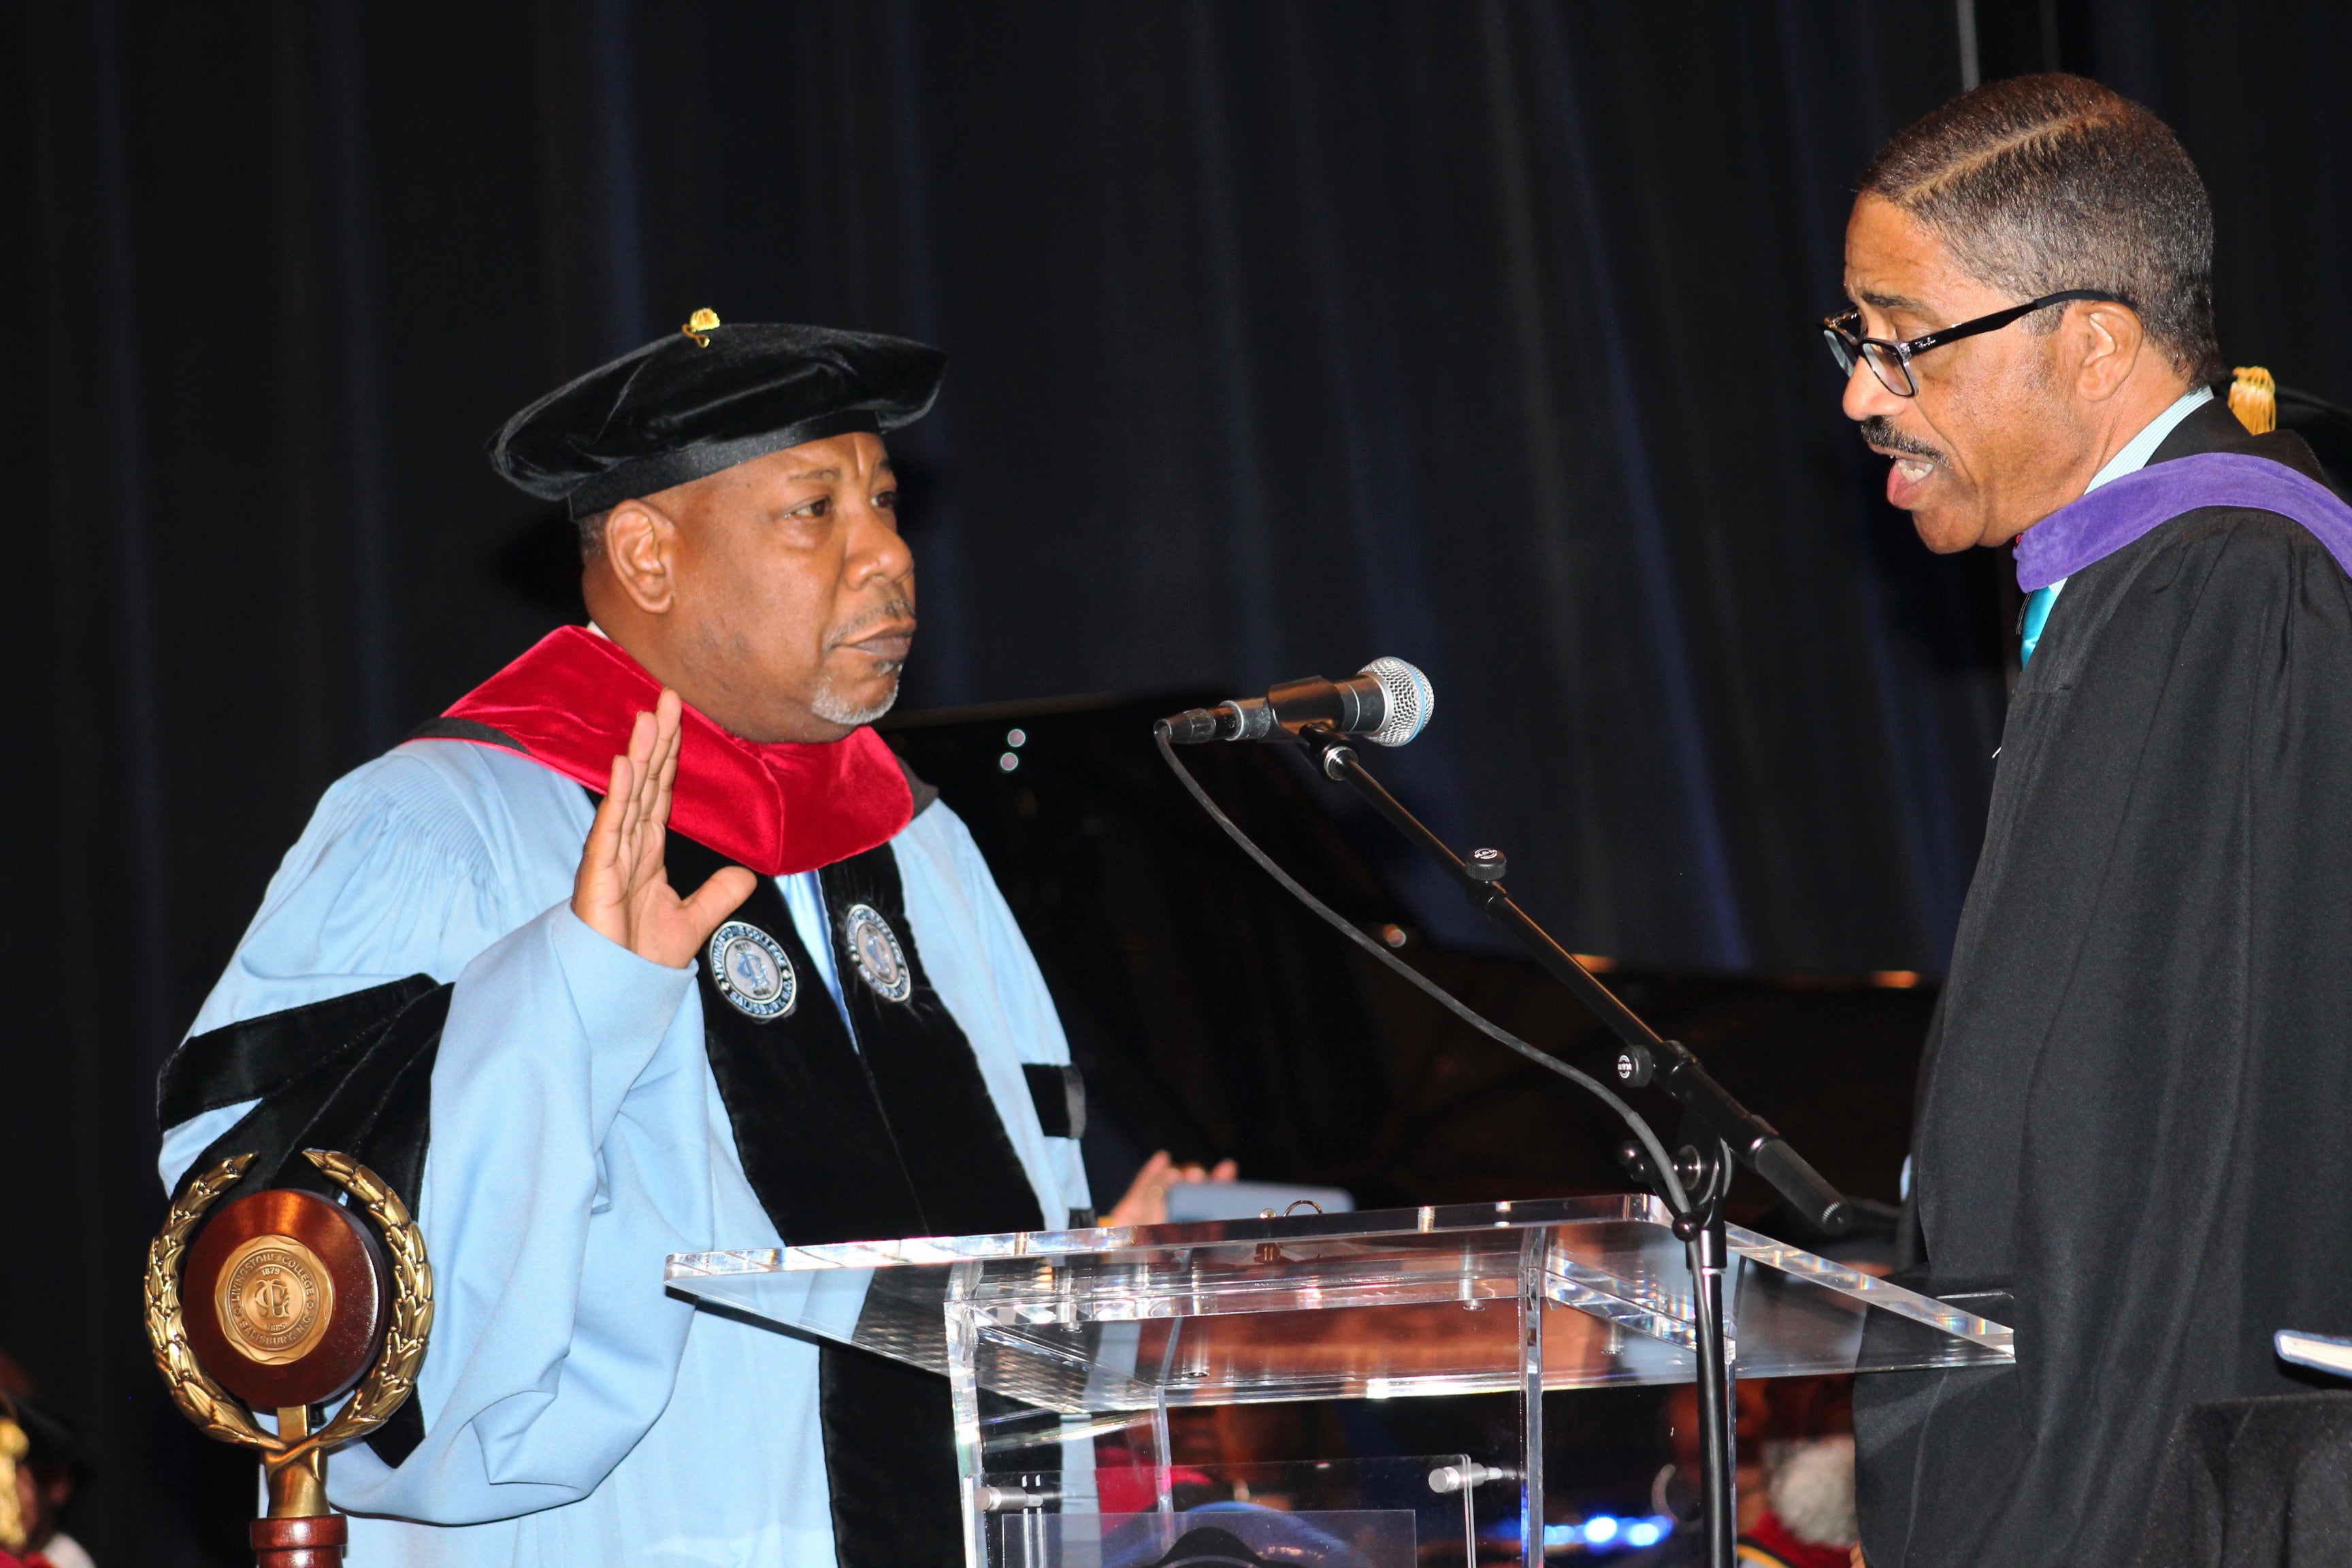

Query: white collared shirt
[2038,385,2215,608]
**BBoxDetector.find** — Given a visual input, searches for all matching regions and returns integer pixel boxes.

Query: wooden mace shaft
[250,1513,348,1568]
[256,1405,342,1567]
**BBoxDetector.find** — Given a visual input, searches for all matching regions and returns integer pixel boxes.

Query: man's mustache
[1860,416,1946,463]
[829,598,917,649]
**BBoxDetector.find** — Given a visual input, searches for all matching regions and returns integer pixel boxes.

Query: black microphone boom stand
[1287,725,1852,1568]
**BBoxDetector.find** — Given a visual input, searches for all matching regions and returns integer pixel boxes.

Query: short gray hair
[1860,74,2223,385]
[576,507,611,566]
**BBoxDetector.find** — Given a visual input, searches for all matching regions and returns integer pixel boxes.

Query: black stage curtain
[3,3,2348,1561]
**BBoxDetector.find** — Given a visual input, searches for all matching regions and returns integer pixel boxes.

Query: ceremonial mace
[145,1151,434,1567]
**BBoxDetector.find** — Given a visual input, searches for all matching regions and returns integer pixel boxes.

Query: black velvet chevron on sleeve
[159,975,448,1205]
[156,974,452,1466]
[1022,1062,1084,1139]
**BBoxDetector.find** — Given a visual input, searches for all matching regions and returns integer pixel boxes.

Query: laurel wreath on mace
[142,1150,436,1475]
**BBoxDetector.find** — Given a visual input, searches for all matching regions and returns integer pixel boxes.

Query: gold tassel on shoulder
[0,1394,29,1553]
[2230,365,2277,434]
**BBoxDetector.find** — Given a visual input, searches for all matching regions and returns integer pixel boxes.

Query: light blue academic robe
[159,737,1090,1567]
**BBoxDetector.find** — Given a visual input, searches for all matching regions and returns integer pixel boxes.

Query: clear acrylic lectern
[666,1195,2010,1568]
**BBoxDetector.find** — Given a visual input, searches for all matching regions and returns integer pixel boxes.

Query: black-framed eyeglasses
[1822,289,2136,397]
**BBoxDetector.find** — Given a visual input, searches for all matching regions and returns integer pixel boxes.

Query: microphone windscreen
[1358,657,1434,746]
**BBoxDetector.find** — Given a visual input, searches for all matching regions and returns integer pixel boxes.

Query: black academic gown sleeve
[1855,402,2352,1568]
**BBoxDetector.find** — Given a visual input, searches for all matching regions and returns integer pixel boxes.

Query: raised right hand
[570,689,757,968]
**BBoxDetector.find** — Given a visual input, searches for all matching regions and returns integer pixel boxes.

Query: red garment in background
[1093,1459,1217,1515]
[1737,1510,1852,1568]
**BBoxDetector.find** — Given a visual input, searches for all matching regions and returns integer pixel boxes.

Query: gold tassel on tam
[0,1395,29,1554]
[2230,365,2278,434]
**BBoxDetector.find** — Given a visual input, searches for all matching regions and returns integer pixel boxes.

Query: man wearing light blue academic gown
[156,319,1096,1567]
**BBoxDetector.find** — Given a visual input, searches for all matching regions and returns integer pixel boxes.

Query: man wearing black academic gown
[1828,78,2352,1567]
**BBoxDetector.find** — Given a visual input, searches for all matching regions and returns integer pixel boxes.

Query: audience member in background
[1832,76,2352,1567]
[0,1353,91,1568]
[1737,1437,1859,1568]
[1661,1377,1773,1538]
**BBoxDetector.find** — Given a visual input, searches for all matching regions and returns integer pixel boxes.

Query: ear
[600,499,679,614]
[2073,302,2148,403]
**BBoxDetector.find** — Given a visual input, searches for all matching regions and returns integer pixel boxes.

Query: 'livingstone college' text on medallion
[214,1233,336,1365]
[843,903,913,1003]
[708,921,798,1020]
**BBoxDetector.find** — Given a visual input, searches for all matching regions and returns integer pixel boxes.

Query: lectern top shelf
[664,1194,2010,1410]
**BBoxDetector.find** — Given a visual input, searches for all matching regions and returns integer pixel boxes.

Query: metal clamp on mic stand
[1154,662,1856,1568]
[1286,722,1854,1568]
[1294,726,1851,1232]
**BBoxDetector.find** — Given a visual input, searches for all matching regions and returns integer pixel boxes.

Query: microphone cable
[1154,724,1692,1218]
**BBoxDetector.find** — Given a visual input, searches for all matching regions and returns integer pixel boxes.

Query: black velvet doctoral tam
[489,316,946,516]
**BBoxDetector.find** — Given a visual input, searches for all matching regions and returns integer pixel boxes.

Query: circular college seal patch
[214,1233,335,1366]
[707,920,797,1020]
[843,903,913,1003]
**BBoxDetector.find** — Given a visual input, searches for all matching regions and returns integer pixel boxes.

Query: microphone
[1160,657,1435,747]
